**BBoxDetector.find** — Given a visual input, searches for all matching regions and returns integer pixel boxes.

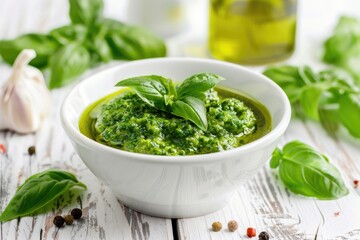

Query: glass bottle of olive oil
[209,0,297,65]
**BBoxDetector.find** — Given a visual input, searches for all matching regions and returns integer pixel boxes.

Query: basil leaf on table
[263,66,305,103]
[69,0,103,26]
[263,65,360,138]
[88,23,113,63]
[0,0,167,89]
[323,16,360,83]
[116,73,223,130]
[172,96,208,131]
[49,43,91,89]
[0,170,86,222]
[299,86,323,121]
[270,141,349,200]
[339,94,360,138]
[102,19,166,60]
[0,33,59,68]
[50,24,88,45]
[177,73,224,100]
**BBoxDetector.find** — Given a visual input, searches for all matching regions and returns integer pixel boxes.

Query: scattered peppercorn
[212,222,222,232]
[28,146,36,155]
[0,144,6,154]
[71,208,82,219]
[227,220,238,232]
[64,214,74,225]
[258,231,269,240]
[354,180,359,189]
[247,227,256,238]
[53,216,65,228]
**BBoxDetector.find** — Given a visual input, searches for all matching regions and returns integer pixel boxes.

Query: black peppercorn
[259,231,270,240]
[53,216,65,228]
[71,208,82,219]
[28,146,36,156]
[64,214,74,225]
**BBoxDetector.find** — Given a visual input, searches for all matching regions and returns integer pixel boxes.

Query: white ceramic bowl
[61,58,291,218]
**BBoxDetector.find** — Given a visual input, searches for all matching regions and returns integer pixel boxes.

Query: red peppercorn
[354,180,359,189]
[247,227,256,238]
[0,144,6,154]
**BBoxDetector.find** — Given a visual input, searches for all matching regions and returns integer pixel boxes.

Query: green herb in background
[263,65,360,138]
[0,170,86,222]
[0,0,166,89]
[116,73,224,130]
[323,16,360,83]
[270,140,349,200]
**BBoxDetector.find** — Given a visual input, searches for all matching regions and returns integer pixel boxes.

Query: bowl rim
[61,57,291,164]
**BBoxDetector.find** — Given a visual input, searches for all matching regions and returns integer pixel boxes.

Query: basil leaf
[323,16,360,83]
[318,94,340,137]
[49,43,91,89]
[270,141,348,200]
[0,170,86,222]
[298,66,320,84]
[263,66,305,103]
[264,65,360,139]
[69,0,103,26]
[91,37,112,63]
[115,74,225,130]
[88,23,112,63]
[339,94,360,138]
[172,96,207,131]
[299,86,323,120]
[177,73,224,100]
[116,75,176,111]
[0,33,59,68]
[102,19,166,60]
[49,24,88,45]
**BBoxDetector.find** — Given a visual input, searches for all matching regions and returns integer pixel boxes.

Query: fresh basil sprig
[0,170,86,222]
[323,16,360,83]
[263,65,360,138]
[0,0,166,89]
[116,73,224,130]
[271,141,349,200]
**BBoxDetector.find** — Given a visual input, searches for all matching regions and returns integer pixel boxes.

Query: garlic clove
[0,49,51,134]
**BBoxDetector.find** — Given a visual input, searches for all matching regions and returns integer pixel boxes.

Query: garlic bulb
[0,49,51,133]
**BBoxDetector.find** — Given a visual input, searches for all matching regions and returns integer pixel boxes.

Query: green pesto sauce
[79,87,271,156]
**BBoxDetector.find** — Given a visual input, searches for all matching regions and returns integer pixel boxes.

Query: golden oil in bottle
[209,0,297,65]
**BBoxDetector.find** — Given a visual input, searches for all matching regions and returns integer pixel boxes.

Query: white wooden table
[1,0,360,239]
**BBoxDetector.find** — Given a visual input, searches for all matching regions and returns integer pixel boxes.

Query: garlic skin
[0,49,51,133]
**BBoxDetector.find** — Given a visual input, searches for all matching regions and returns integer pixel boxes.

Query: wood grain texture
[176,0,360,239]
[177,120,360,240]
[1,0,360,239]
[0,1,173,239]
[0,87,174,240]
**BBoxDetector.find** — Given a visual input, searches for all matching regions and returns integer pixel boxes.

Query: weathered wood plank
[178,120,360,240]
[0,84,174,240]
[0,78,174,240]
[0,0,174,239]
